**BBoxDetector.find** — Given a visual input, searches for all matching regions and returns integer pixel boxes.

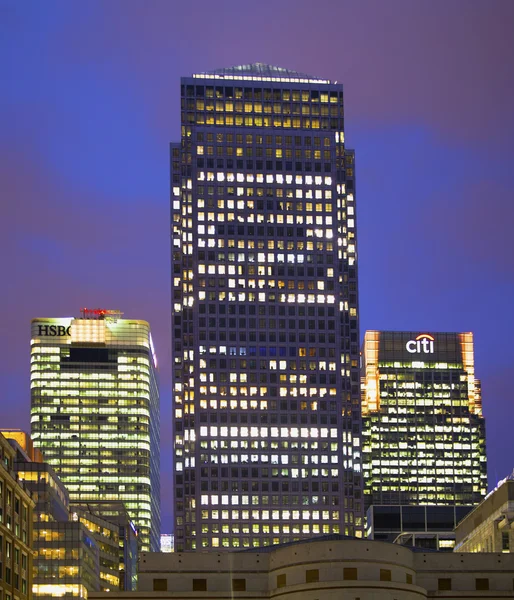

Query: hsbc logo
[37,325,71,337]
[406,334,434,354]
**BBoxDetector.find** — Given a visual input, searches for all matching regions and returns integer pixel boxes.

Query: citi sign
[37,325,71,337]
[406,334,435,354]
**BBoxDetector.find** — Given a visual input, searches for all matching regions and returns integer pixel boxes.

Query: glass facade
[69,508,119,591]
[13,460,104,598]
[30,313,160,551]
[32,520,100,598]
[366,504,473,551]
[361,331,487,507]
[171,64,362,551]
[70,502,139,591]
[11,442,140,595]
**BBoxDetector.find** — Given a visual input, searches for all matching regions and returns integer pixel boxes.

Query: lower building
[11,450,105,598]
[70,502,139,591]
[455,473,514,553]
[7,433,140,596]
[89,536,514,599]
[0,433,34,600]
[1,431,44,463]
[33,520,100,598]
[70,506,120,591]
[366,504,473,551]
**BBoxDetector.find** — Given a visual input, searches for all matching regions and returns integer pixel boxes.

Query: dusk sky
[1,0,514,531]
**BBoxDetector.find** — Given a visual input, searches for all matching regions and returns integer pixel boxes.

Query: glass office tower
[171,64,362,551]
[30,310,160,551]
[361,331,487,507]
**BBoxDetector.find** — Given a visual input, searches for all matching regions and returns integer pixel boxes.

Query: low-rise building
[33,520,100,597]
[0,432,35,600]
[70,506,120,591]
[70,502,139,591]
[90,535,514,599]
[367,504,473,551]
[6,432,136,595]
[12,451,103,598]
[455,474,514,553]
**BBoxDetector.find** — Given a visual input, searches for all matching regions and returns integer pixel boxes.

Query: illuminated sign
[81,308,123,320]
[37,324,71,337]
[406,333,434,354]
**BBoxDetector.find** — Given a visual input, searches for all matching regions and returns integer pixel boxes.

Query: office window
[232,578,246,591]
[306,569,319,583]
[343,567,357,580]
[153,579,168,591]
[380,569,391,581]
[193,578,207,591]
[438,578,451,591]
[476,578,489,591]
[277,574,286,588]
[406,573,413,584]
[503,531,510,552]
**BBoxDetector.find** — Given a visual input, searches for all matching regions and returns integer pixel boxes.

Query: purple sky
[1,0,514,532]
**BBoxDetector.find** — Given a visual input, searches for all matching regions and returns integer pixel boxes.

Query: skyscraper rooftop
[193,62,332,83]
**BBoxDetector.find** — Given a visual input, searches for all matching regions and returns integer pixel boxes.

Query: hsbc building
[30,311,161,552]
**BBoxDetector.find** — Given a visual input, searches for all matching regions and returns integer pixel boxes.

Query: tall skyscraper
[361,331,487,507]
[30,309,160,551]
[171,64,362,551]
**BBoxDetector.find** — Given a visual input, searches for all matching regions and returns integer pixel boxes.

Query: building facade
[70,502,139,591]
[366,504,472,551]
[30,310,160,551]
[9,434,142,596]
[171,63,362,551]
[361,331,487,508]
[13,459,97,599]
[455,475,514,553]
[0,433,34,600]
[6,431,105,598]
[90,536,514,599]
[32,520,101,598]
[69,506,120,591]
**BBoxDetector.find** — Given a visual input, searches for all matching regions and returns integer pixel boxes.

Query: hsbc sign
[406,334,434,354]
[37,325,71,337]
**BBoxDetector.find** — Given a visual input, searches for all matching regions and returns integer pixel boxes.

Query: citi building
[361,331,487,508]
[171,64,362,551]
[30,310,161,551]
